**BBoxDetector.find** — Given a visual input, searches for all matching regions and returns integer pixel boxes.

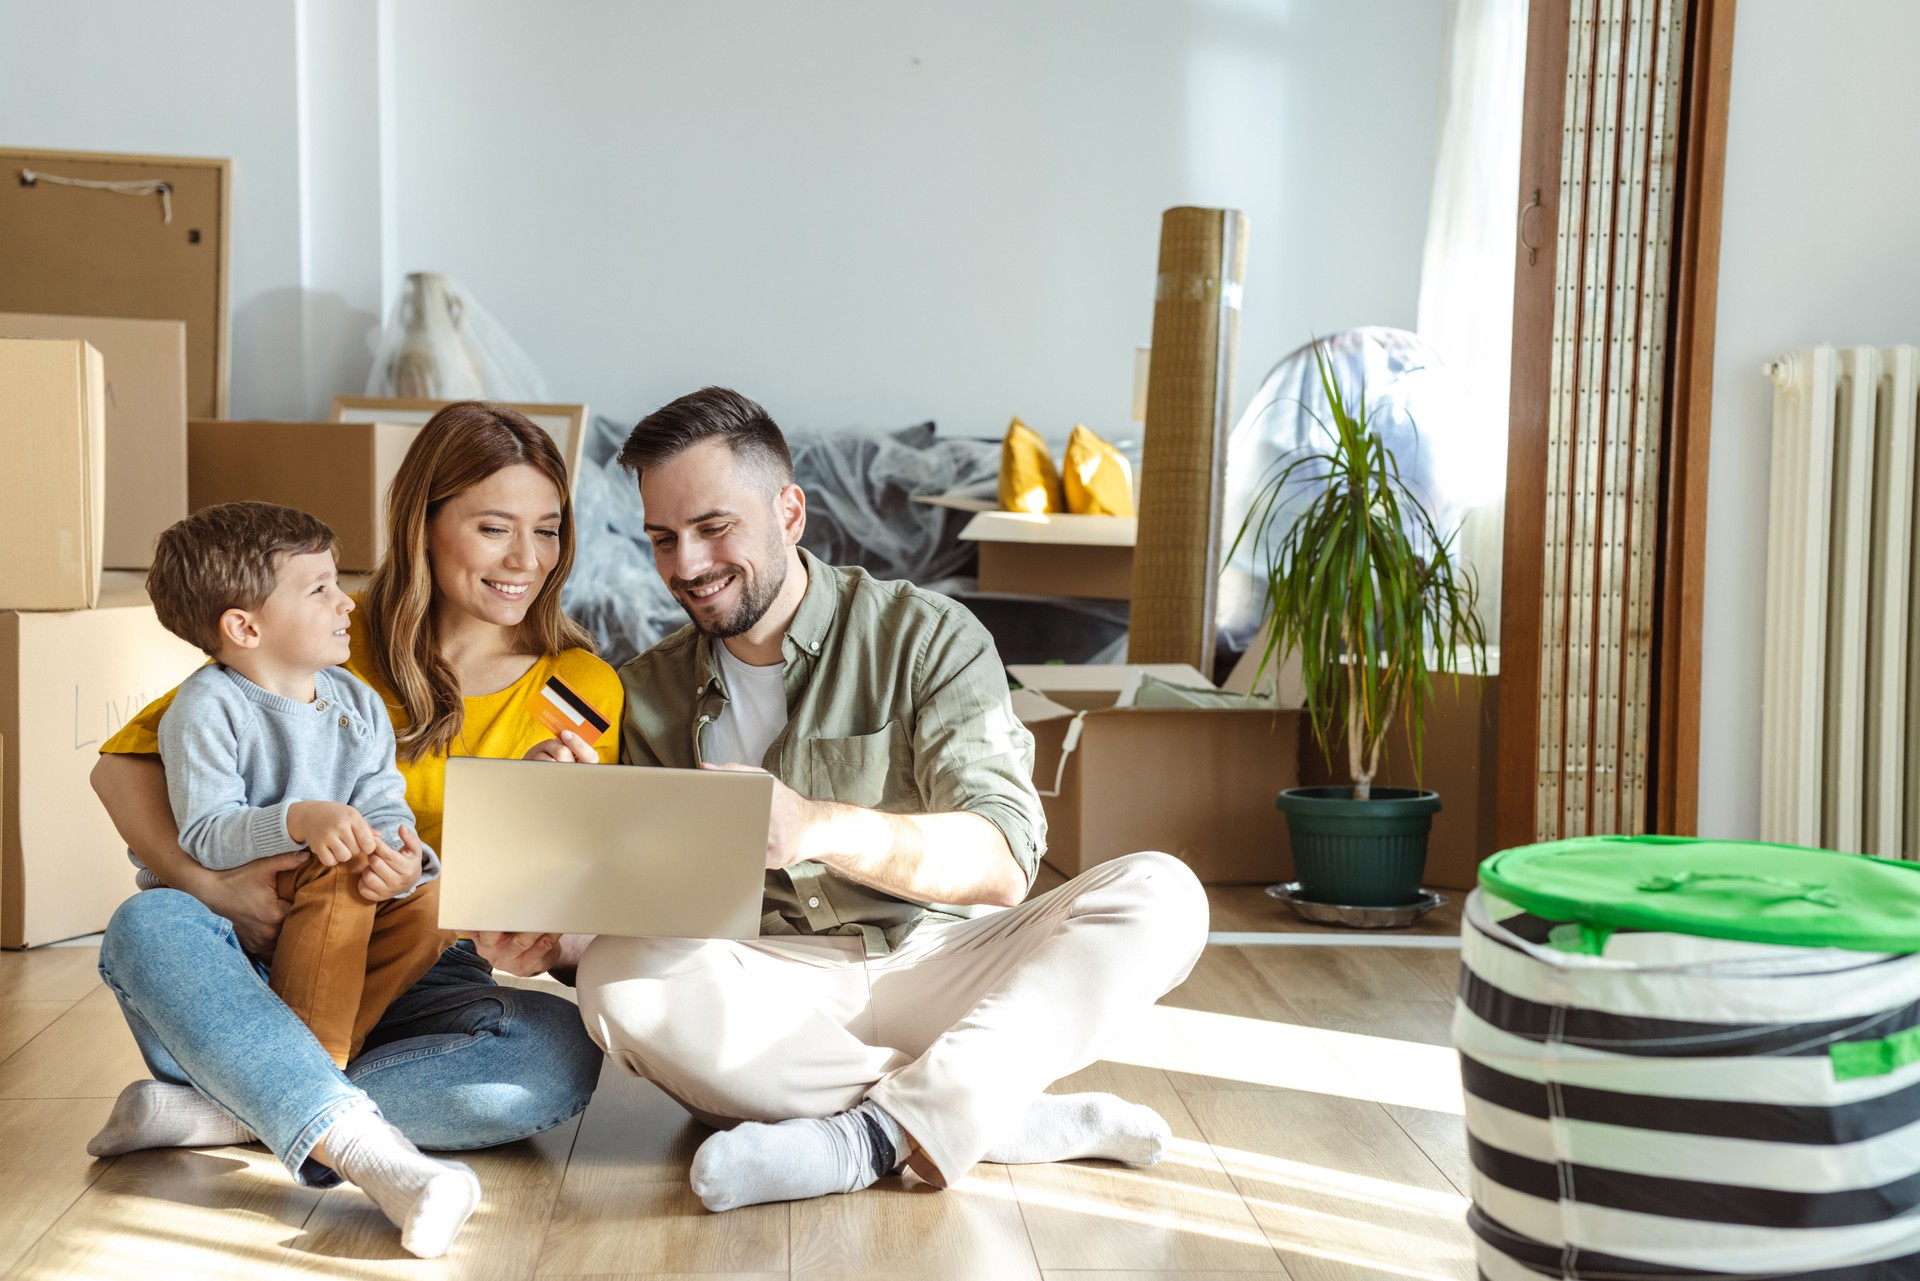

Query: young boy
[141,502,454,1071]
[97,501,481,1259]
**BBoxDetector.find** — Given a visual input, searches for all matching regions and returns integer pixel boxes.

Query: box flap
[1010,687,1077,724]
[1008,662,1212,711]
[1221,617,1306,707]
[959,510,1137,548]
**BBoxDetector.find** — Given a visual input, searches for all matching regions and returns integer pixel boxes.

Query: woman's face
[426,463,565,630]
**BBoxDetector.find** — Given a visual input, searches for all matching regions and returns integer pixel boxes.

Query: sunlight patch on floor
[1211,1144,1469,1219]
[1115,1004,1465,1114]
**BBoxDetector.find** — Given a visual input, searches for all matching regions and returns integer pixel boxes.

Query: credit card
[531,674,612,747]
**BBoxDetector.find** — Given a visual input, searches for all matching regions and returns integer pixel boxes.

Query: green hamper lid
[1480,835,1920,954]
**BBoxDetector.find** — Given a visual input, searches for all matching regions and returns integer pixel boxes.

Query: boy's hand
[524,730,596,763]
[360,824,426,902]
[287,801,378,866]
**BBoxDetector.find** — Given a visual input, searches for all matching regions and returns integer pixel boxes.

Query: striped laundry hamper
[1455,836,1920,1280]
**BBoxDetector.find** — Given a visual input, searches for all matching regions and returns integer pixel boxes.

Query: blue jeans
[98,888,602,1186]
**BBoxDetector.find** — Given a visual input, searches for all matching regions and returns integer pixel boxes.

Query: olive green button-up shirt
[618,549,1045,955]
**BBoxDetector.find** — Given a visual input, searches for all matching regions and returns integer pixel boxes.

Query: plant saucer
[1265,882,1448,930]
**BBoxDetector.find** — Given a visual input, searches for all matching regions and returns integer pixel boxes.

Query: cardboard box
[0,313,188,570]
[1011,663,1300,884]
[332,398,589,489]
[189,420,423,572]
[1,574,206,947]
[960,510,1135,599]
[1,338,105,609]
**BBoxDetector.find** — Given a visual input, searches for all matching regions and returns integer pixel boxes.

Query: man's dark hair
[618,386,795,493]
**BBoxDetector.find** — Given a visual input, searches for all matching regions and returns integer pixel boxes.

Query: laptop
[436,757,773,939]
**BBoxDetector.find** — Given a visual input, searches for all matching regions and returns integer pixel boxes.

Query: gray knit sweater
[135,663,441,891]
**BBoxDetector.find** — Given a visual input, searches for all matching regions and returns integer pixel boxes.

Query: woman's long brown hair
[364,402,595,760]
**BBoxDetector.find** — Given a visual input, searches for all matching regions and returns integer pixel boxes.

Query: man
[487,387,1208,1210]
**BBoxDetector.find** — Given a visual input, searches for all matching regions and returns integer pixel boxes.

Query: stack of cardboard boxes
[0,320,205,947]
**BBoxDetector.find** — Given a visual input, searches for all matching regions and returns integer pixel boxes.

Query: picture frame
[330,397,589,489]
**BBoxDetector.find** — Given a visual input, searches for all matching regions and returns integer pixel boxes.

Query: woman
[88,402,620,1252]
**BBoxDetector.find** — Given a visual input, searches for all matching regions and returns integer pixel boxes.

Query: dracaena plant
[1228,340,1487,800]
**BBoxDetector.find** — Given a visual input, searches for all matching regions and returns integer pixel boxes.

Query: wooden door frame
[1653,0,1737,834]
[1496,0,1737,850]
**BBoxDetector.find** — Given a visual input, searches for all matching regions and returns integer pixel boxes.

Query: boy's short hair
[148,502,338,656]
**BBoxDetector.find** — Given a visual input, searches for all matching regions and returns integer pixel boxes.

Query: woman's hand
[523,729,598,764]
[470,931,590,978]
[185,852,310,954]
[91,753,306,953]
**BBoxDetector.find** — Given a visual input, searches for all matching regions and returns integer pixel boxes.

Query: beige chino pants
[575,850,1209,1182]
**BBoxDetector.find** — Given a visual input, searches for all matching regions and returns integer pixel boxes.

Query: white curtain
[1417,0,1528,646]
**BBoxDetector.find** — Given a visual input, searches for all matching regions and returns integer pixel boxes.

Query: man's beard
[671,548,788,640]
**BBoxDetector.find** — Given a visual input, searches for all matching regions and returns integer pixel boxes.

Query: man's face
[641,440,800,639]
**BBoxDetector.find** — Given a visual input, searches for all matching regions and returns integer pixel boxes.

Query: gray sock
[322,1106,482,1259]
[982,1093,1171,1167]
[689,1099,907,1212]
[87,1080,257,1157]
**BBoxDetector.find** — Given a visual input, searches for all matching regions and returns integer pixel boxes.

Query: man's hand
[469,931,588,978]
[182,850,309,954]
[524,730,597,763]
[700,762,822,869]
[359,824,425,902]
[698,764,1027,908]
[288,801,378,866]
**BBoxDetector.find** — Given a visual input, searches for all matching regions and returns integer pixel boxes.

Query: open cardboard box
[1010,661,1299,884]
[916,491,1136,601]
[960,510,1134,600]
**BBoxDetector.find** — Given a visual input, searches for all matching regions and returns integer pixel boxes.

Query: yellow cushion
[998,417,1064,514]
[1062,424,1135,516]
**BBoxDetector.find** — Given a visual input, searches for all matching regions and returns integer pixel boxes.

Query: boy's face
[243,551,354,671]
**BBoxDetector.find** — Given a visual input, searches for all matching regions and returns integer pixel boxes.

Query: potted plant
[1230,340,1487,908]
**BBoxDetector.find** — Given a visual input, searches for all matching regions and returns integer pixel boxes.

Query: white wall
[388,0,1448,439]
[0,0,394,419]
[1698,0,1920,836]
[0,0,307,416]
[0,0,1447,434]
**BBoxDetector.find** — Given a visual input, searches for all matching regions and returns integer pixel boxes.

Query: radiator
[1762,344,1920,855]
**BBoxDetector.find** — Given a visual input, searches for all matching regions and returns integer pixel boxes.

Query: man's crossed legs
[576,851,1209,1209]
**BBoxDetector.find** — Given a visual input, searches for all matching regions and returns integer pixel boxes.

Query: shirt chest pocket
[806,721,913,811]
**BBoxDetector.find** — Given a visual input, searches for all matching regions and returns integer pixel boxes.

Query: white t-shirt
[706,643,790,768]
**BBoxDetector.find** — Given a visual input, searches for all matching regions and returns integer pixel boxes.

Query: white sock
[321,1106,482,1259]
[87,1080,257,1157]
[983,1093,1171,1167]
[689,1099,907,1212]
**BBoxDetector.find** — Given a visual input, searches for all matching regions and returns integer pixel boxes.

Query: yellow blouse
[100,605,623,853]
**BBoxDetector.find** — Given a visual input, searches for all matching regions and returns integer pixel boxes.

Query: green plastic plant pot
[1275,786,1442,907]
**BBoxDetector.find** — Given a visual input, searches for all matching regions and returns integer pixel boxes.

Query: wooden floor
[0,884,1472,1280]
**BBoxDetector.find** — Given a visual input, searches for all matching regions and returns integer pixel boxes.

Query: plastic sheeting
[563,415,1003,666]
[366,272,552,402]
[1218,326,1471,650]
